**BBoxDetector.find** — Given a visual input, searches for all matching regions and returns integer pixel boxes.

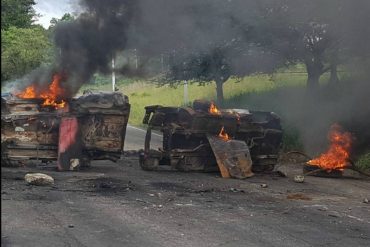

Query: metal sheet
[207,135,254,179]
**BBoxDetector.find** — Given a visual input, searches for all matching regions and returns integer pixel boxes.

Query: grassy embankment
[80,66,310,127]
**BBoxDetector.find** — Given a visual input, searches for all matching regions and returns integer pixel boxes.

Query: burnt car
[139,100,282,173]
[1,91,130,170]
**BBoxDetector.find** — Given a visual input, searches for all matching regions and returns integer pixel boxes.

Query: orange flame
[307,124,352,171]
[16,85,36,98]
[16,74,66,109]
[209,101,221,115]
[218,126,230,141]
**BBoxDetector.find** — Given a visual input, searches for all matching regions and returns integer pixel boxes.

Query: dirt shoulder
[2,158,370,247]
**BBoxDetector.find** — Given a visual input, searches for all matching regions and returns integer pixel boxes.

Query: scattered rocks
[328,211,341,218]
[24,173,54,186]
[294,175,305,183]
[363,198,369,204]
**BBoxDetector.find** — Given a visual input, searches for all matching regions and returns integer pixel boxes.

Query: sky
[33,0,79,28]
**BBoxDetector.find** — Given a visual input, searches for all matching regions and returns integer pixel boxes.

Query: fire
[209,101,221,115]
[16,74,66,109]
[16,85,36,98]
[307,124,353,171]
[218,126,230,141]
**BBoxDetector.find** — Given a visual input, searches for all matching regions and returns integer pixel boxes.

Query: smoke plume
[6,0,370,156]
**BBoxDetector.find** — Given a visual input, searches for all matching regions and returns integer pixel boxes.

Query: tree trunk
[305,61,322,93]
[329,63,339,85]
[215,80,224,106]
[307,72,320,92]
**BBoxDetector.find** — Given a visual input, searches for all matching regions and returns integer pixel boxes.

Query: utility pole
[184,80,188,106]
[112,55,116,92]
[134,49,138,69]
[161,54,164,72]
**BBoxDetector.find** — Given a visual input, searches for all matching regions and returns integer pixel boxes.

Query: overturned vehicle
[1,92,130,170]
[139,100,282,178]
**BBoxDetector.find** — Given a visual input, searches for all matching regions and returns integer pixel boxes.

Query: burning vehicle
[139,100,283,178]
[1,75,130,170]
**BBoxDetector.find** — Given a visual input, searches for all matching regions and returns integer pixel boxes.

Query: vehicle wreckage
[1,92,130,170]
[139,100,283,178]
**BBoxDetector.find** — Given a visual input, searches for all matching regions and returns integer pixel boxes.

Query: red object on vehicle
[57,117,80,171]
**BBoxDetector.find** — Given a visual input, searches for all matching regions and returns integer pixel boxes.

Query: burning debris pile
[1,78,130,171]
[139,100,283,179]
[304,124,354,177]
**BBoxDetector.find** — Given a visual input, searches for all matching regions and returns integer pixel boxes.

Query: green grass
[113,72,310,126]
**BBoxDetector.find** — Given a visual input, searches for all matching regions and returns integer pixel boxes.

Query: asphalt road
[2,127,370,247]
[124,125,162,151]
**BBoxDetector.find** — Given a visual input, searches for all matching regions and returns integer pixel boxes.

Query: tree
[1,0,37,30]
[255,1,336,92]
[163,47,232,105]
[1,26,52,80]
[130,0,281,104]
[49,13,75,29]
[162,41,280,105]
[259,0,370,92]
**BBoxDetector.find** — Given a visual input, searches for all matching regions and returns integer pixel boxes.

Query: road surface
[124,125,162,151]
[2,126,370,247]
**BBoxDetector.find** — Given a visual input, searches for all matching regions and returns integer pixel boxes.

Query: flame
[39,74,66,109]
[218,126,230,141]
[209,101,221,115]
[16,74,66,109]
[16,85,36,98]
[307,124,352,171]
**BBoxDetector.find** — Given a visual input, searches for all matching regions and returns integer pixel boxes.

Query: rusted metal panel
[80,114,128,152]
[207,136,254,179]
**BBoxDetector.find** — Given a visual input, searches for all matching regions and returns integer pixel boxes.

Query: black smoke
[8,0,370,156]
[53,0,136,96]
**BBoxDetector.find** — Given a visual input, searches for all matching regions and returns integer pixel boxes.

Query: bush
[355,152,370,171]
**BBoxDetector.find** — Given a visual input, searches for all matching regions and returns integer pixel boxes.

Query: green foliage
[1,0,36,30]
[355,152,370,171]
[49,13,75,30]
[1,26,52,80]
[282,127,304,151]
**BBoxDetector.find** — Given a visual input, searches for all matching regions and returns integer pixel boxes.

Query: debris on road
[294,175,305,183]
[208,135,253,179]
[24,173,54,186]
[260,184,268,188]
